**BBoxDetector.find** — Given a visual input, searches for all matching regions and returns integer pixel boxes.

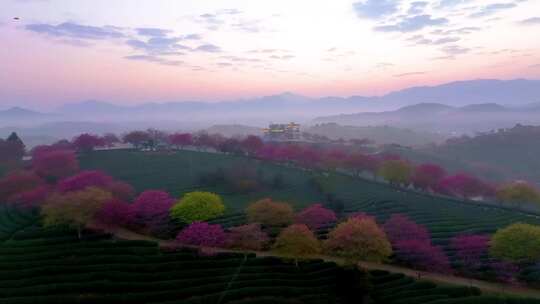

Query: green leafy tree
[273,224,321,259]
[496,182,540,206]
[41,187,112,238]
[246,198,294,227]
[378,160,413,185]
[170,191,225,223]
[490,223,540,263]
[324,217,392,262]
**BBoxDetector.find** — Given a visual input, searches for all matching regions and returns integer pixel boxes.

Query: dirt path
[114,228,540,299]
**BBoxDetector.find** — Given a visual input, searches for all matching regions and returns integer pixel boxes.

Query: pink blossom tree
[226,223,269,251]
[394,239,452,274]
[7,185,51,208]
[436,173,490,199]
[0,171,44,202]
[57,170,113,193]
[102,133,120,147]
[412,164,447,191]
[95,198,133,231]
[176,222,226,247]
[72,133,105,152]
[241,135,264,156]
[490,261,520,284]
[383,214,431,244]
[295,203,337,230]
[32,149,79,180]
[131,190,174,231]
[450,234,490,272]
[168,133,193,150]
[107,181,135,201]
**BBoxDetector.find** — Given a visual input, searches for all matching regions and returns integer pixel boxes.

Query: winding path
[114,228,540,299]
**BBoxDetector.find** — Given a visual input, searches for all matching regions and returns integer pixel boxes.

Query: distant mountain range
[313,102,540,134]
[1,79,539,130]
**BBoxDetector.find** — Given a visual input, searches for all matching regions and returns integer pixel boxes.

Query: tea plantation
[1,205,539,304]
[78,150,540,284]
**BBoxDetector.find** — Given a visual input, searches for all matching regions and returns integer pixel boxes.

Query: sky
[1,0,540,109]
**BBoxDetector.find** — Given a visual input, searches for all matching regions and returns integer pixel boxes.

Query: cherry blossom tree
[241,135,264,156]
[57,170,113,193]
[324,217,392,262]
[131,190,174,231]
[0,171,44,202]
[32,149,78,180]
[295,203,337,230]
[451,234,490,272]
[394,239,451,274]
[41,187,113,238]
[226,223,269,251]
[383,214,431,244]
[72,133,105,152]
[95,198,133,231]
[273,224,321,259]
[102,133,120,147]
[7,185,51,208]
[378,159,413,186]
[412,163,447,191]
[168,133,193,150]
[436,173,490,199]
[176,222,226,247]
[246,198,294,227]
[122,131,151,149]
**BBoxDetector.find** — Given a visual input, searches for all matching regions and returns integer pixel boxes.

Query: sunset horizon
[2,0,539,108]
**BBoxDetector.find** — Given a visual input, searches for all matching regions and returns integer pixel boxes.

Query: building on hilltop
[263,122,301,141]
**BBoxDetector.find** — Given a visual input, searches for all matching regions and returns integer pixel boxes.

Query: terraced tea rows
[0,207,348,304]
[369,270,540,304]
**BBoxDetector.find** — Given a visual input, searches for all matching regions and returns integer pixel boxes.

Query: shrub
[246,198,294,227]
[170,191,225,224]
[226,223,269,251]
[324,217,392,262]
[273,224,321,258]
[295,204,337,230]
[490,223,540,262]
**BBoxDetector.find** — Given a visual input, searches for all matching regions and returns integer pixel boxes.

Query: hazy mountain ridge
[2,79,540,130]
[313,100,540,134]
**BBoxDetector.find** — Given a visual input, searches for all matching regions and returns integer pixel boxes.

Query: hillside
[305,123,447,146]
[313,102,540,134]
[4,204,536,303]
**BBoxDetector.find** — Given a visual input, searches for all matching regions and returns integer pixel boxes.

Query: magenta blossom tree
[412,164,447,191]
[131,190,174,230]
[7,185,51,208]
[32,149,79,180]
[72,133,105,152]
[176,222,226,247]
[0,171,44,202]
[168,133,193,150]
[383,214,431,244]
[436,173,490,199]
[241,135,264,156]
[451,234,490,271]
[394,239,452,274]
[295,203,337,230]
[57,170,114,193]
[490,261,520,284]
[95,199,133,231]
